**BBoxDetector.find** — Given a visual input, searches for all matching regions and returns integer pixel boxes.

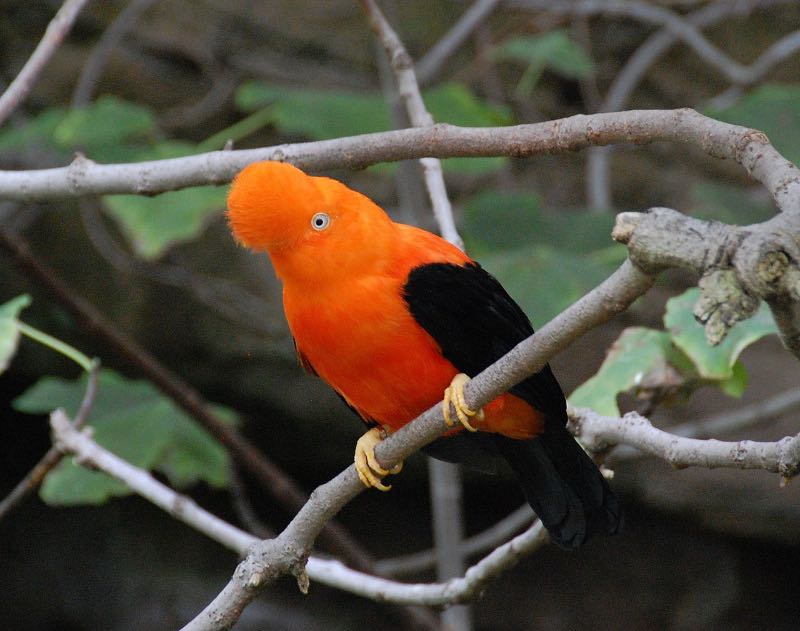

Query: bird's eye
[311,212,330,231]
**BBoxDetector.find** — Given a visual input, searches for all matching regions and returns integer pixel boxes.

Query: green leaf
[0,295,31,374]
[718,360,748,398]
[100,140,227,259]
[235,81,510,174]
[478,245,612,328]
[236,82,389,139]
[492,31,594,79]
[707,84,800,166]
[103,185,227,260]
[0,108,67,155]
[463,191,618,254]
[664,288,778,380]
[54,95,157,152]
[569,328,674,417]
[13,370,232,505]
[463,191,543,254]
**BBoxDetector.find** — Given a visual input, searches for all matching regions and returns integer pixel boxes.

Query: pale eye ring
[311,212,330,231]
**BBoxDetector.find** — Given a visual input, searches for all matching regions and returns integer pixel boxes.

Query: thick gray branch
[613,207,800,354]
[2,109,797,214]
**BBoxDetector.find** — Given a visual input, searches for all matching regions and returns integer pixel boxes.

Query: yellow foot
[442,373,484,432]
[354,427,403,492]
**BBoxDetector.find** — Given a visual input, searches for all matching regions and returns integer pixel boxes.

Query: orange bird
[227,161,619,548]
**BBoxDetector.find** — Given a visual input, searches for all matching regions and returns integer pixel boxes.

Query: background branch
[0,226,377,572]
[0,360,99,520]
[0,0,90,126]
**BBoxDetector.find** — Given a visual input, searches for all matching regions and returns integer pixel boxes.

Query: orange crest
[226,161,325,252]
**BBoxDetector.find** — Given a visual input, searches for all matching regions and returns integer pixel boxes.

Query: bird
[226,160,620,549]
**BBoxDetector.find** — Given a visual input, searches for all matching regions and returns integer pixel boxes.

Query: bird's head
[227,161,395,282]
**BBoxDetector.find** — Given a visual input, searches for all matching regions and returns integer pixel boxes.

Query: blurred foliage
[570,288,777,416]
[235,81,511,174]
[0,294,31,374]
[707,84,800,166]
[0,96,226,259]
[491,30,594,97]
[689,180,775,224]
[13,369,233,505]
[462,191,625,327]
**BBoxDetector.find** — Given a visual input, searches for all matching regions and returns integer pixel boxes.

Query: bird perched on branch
[227,161,620,548]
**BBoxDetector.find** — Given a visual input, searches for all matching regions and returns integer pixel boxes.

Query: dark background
[1,1,800,629]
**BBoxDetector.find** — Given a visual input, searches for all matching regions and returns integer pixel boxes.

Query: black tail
[494,423,621,549]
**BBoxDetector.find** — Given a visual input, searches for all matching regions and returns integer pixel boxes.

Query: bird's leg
[442,373,484,432]
[354,426,402,492]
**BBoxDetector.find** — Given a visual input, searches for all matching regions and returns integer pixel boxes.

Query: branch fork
[613,207,800,348]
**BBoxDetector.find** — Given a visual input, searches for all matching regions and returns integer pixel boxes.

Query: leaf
[236,82,389,139]
[103,185,227,260]
[478,245,612,328]
[13,370,233,505]
[463,192,623,325]
[463,191,618,255]
[235,81,510,173]
[664,288,778,380]
[569,328,675,417]
[463,191,543,254]
[718,360,748,398]
[54,95,157,153]
[0,295,31,374]
[707,84,800,166]
[492,31,594,79]
[0,107,67,155]
[101,141,227,259]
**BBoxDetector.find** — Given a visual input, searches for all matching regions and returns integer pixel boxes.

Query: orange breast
[284,270,544,440]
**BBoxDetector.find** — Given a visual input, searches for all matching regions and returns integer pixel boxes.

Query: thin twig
[0,359,100,520]
[416,0,504,85]
[512,0,786,85]
[611,386,800,462]
[0,226,376,571]
[374,504,534,577]
[583,0,796,207]
[360,0,465,249]
[71,0,160,108]
[572,407,800,480]
[47,406,541,607]
[0,0,90,127]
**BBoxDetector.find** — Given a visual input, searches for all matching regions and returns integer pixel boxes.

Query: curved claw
[442,373,483,432]
[354,427,402,491]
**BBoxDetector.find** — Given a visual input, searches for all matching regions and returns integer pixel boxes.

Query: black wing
[402,261,566,422]
[403,262,621,548]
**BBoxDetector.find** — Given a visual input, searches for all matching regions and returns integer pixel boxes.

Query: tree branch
[0,359,99,520]
[612,207,800,356]
[1,109,796,212]
[0,0,90,126]
[360,0,464,249]
[571,407,800,481]
[179,258,654,629]
[416,0,503,85]
[0,226,376,571]
[47,404,543,608]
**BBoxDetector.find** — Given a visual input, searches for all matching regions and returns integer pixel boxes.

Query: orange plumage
[227,161,540,438]
[227,160,619,549]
